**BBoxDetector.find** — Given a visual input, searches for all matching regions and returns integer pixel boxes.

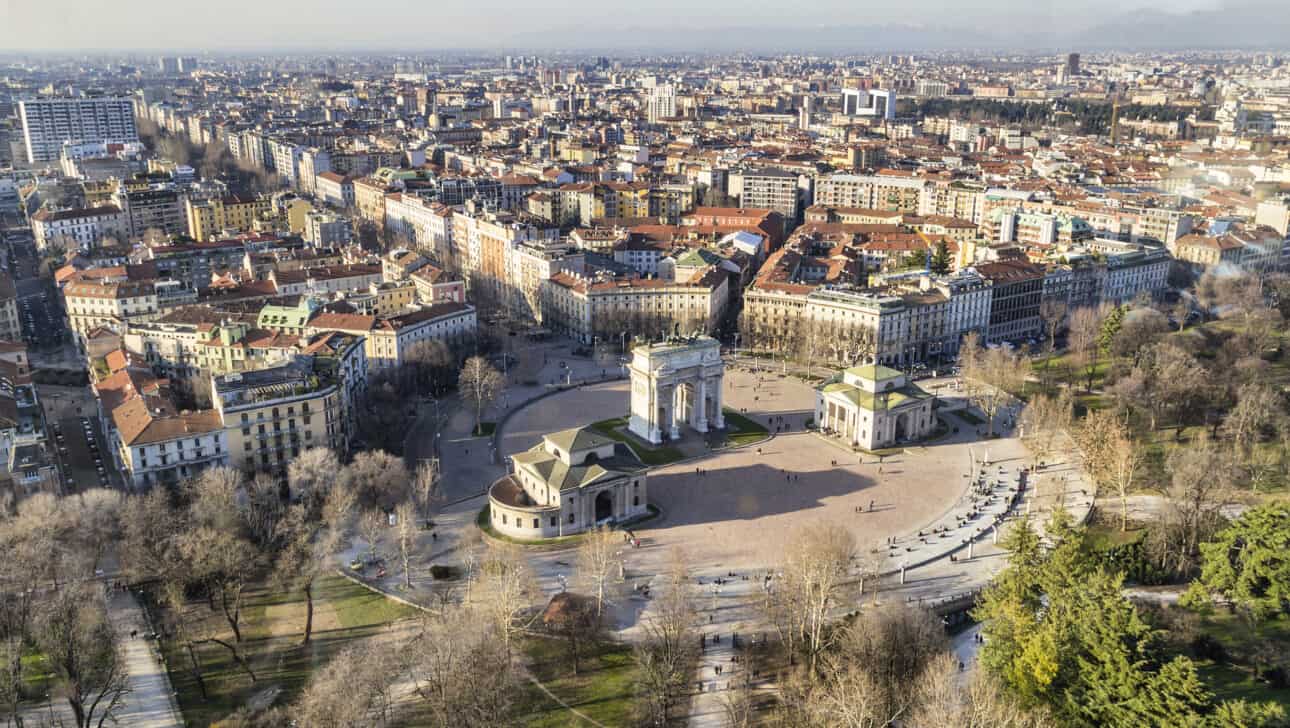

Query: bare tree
[575,525,621,619]
[767,522,857,672]
[407,602,522,727]
[1020,389,1074,462]
[288,447,341,517]
[341,450,411,511]
[358,509,386,565]
[294,641,402,727]
[35,585,130,728]
[634,549,698,725]
[959,332,1025,438]
[177,525,256,643]
[1148,434,1236,576]
[274,483,355,644]
[1068,306,1103,392]
[411,459,442,522]
[470,543,537,658]
[119,487,179,584]
[834,603,949,720]
[542,592,600,677]
[1222,382,1281,465]
[459,356,503,435]
[1078,409,1143,531]
[907,652,1053,728]
[395,501,418,590]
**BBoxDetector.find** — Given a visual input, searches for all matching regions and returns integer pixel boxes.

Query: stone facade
[488,426,647,539]
[627,337,725,444]
[815,364,936,451]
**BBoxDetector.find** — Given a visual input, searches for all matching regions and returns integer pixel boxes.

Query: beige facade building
[815,364,936,451]
[488,427,648,540]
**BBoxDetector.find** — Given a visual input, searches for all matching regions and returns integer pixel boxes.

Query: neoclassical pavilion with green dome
[815,364,936,450]
[488,426,648,539]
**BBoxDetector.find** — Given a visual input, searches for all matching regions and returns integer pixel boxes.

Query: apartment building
[0,273,19,343]
[452,207,559,308]
[986,207,1094,247]
[1172,224,1284,275]
[384,193,455,259]
[315,172,355,209]
[213,357,351,476]
[307,301,476,369]
[409,265,467,304]
[64,280,159,346]
[975,260,1044,343]
[31,205,129,250]
[814,174,928,214]
[732,168,803,226]
[542,269,728,344]
[18,96,138,164]
[185,195,272,240]
[113,184,187,239]
[96,365,229,490]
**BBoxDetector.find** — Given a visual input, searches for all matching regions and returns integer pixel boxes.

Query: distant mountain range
[502,4,1290,53]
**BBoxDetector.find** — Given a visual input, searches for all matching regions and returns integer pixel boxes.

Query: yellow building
[185,195,272,240]
[370,280,417,316]
[284,198,313,234]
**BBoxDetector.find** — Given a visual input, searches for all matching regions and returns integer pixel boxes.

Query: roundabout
[493,355,1010,571]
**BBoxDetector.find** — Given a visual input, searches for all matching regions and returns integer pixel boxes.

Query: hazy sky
[0,0,1270,52]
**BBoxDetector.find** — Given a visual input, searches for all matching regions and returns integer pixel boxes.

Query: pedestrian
[869,499,875,512]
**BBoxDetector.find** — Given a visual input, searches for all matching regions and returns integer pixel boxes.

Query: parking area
[18,283,68,353]
[50,414,115,492]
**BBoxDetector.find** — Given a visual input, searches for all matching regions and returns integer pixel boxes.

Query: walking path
[108,589,184,728]
[18,589,183,728]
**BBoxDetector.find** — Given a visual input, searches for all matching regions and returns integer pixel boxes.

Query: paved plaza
[498,368,986,571]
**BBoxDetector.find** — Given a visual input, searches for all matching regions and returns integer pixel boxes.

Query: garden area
[150,574,420,726]
[515,636,642,727]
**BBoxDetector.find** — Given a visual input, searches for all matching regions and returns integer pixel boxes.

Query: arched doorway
[594,490,614,523]
[894,412,909,442]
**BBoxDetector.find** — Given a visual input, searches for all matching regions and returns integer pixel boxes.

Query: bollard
[968,539,975,559]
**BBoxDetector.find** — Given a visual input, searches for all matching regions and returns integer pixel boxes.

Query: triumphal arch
[628,336,725,444]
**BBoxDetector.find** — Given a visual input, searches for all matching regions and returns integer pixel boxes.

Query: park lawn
[1196,612,1290,657]
[952,409,987,426]
[1082,522,1145,553]
[589,417,684,465]
[20,649,54,699]
[1196,660,1290,714]
[1185,612,1290,712]
[721,409,770,447]
[473,421,497,437]
[517,636,640,728]
[156,574,419,726]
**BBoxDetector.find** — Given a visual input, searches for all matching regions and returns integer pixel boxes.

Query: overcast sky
[1,0,1274,52]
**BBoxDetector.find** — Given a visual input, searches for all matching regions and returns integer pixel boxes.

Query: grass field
[156,574,419,726]
[1187,612,1290,713]
[589,417,685,465]
[517,636,640,727]
[720,409,770,447]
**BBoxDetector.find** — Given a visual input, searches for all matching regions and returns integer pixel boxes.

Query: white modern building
[18,97,138,165]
